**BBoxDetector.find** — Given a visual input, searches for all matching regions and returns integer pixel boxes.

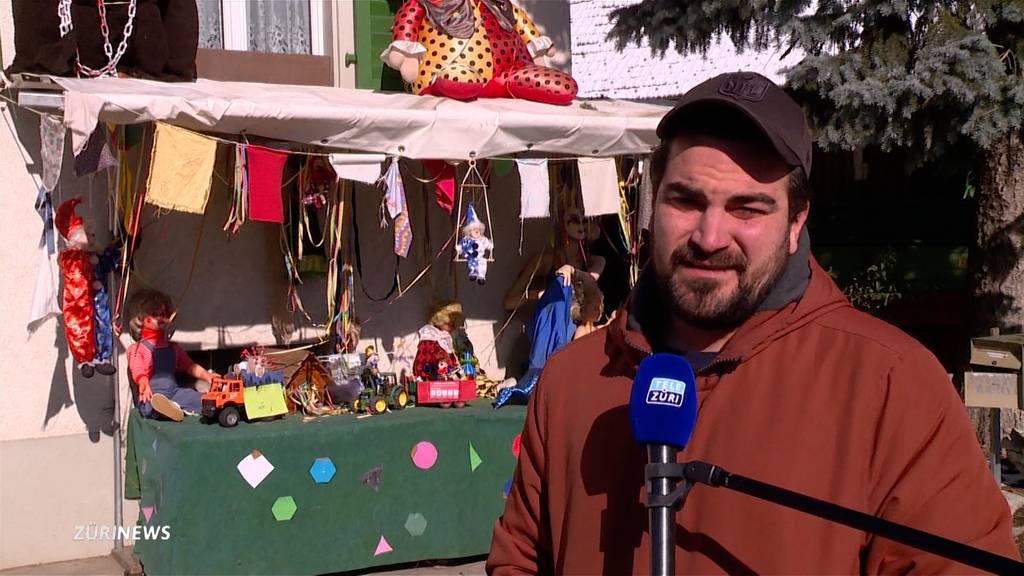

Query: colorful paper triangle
[469,442,482,472]
[374,535,393,556]
[141,506,154,523]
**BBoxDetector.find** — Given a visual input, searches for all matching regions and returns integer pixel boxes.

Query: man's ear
[789,204,809,255]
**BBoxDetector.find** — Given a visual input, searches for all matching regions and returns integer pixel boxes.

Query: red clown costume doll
[55,197,96,370]
[380,0,577,104]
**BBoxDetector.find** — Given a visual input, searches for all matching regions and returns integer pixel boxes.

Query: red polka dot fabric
[390,0,578,104]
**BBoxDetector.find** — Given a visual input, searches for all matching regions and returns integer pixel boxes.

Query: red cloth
[391,0,425,42]
[246,145,288,223]
[423,160,455,213]
[58,248,95,363]
[126,341,196,384]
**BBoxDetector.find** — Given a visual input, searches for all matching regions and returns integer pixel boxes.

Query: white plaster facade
[569,0,804,100]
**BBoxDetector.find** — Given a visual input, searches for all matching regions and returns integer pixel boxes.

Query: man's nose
[690,209,730,253]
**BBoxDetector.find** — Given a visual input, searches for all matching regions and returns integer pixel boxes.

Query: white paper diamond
[237,450,274,488]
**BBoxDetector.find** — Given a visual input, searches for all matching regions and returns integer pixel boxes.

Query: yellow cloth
[145,123,217,214]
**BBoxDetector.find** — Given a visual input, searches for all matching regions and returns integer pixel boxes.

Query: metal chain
[58,0,137,77]
[57,0,73,38]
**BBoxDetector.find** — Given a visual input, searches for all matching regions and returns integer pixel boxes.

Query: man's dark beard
[655,238,789,331]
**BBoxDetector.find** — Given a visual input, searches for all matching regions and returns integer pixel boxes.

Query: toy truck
[412,378,476,408]
[201,375,289,427]
[353,370,409,415]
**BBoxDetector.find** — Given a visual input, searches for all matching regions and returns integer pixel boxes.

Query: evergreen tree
[609,1,1024,333]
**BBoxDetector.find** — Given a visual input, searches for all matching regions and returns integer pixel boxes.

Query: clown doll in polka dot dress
[380,0,578,105]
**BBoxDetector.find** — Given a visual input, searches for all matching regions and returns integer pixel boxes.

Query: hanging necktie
[384,160,412,258]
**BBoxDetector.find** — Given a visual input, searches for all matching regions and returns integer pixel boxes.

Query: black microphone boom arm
[658,461,1024,576]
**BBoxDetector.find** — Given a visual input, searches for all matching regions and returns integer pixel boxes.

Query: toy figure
[126,288,219,421]
[363,345,384,393]
[413,301,464,381]
[435,357,451,381]
[381,0,577,104]
[458,203,493,284]
[55,197,117,378]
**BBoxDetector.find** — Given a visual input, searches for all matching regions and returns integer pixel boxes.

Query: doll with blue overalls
[126,289,218,421]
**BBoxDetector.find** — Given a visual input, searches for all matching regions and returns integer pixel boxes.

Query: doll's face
[564,210,592,242]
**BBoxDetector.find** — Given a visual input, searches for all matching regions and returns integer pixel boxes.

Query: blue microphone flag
[629,353,698,449]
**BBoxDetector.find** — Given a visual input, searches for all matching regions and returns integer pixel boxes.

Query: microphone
[629,353,698,576]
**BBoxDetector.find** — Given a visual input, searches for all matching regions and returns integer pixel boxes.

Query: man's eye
[731,207,765,218]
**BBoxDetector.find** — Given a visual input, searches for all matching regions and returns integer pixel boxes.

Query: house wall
[568,0,804,99]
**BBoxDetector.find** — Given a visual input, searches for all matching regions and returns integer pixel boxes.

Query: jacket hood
[608,252,850,378]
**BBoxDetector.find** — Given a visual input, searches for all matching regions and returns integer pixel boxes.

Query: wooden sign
[964,372,1020,409]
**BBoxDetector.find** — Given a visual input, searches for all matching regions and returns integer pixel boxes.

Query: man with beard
[487,72,1017,575]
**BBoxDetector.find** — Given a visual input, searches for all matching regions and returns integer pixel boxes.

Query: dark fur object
[7,0,198,81]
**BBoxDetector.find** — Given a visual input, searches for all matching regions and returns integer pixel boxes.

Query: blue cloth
[494,274,575,408]
[91,246,120,363]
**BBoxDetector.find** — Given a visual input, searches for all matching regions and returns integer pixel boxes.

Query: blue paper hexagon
[309,457,336,484]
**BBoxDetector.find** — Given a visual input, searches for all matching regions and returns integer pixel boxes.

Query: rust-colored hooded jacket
[488,258,1017,575]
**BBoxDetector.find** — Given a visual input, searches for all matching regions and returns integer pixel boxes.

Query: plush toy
[457,203,492,284]
[55,197,117,378]
[381,0,577,104]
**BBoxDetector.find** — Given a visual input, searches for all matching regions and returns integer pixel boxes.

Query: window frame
[213,0,327,56]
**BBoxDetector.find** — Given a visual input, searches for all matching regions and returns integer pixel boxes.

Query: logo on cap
[646,377,686,408]
[719,75,769,102]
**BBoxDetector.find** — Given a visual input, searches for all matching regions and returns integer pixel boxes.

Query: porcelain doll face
[564,209,594,242]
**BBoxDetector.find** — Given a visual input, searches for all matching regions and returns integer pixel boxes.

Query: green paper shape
[272,496,297,521]
[244,383,289,420]
[469,442,482,472]
[405,513,428,537]
[492,159,514,178]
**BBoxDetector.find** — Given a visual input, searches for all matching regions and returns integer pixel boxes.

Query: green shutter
[353,0,406,91]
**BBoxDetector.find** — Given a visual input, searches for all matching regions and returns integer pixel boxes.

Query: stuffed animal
[381,0,577,104]
[55,197,116,378]
[457,203,492,284]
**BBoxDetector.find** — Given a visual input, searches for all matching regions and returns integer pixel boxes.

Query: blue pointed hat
[463,202,483,229]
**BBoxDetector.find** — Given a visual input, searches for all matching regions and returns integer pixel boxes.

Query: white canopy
[52,77,671,160]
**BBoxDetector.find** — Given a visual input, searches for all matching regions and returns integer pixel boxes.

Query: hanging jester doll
[55,197,118,378]
[457,203,492,284]
[380,0,577,104]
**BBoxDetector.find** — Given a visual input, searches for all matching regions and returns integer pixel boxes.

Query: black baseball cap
[657,72,813,177]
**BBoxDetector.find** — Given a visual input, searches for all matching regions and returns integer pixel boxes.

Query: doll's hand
[556,264,574,286]
[139,385,153,403]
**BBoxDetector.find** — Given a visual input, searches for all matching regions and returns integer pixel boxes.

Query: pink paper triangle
[374,535,393,556]
[142,506,154,523]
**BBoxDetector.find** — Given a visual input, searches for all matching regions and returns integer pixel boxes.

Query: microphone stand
[651,460,1024,576]
[644,447,692,576]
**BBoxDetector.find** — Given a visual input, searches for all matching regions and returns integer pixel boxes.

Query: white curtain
[196,0,223,49]
[248,0,312,54]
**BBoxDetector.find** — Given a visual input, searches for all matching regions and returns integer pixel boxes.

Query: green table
[125,402,526,575]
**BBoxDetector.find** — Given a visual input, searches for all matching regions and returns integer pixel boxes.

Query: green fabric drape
[125,402,526,575]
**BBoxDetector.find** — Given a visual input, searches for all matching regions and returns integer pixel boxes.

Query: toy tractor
[201,375,288,427]
[352,370,409,415]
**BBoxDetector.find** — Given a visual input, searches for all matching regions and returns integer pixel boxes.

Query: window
[197,0,327,56]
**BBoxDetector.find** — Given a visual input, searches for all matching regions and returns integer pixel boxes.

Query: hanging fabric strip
[224,143,248,233]
[74,123,117,178]
[638,157,653,231]
[146,123,217,214]
[246,145,288,223]
[516,158,550,219]
[329,153,385,184]
[422,160,456,214]
[40,114,65,192]
[383,160,405,219]
[577,158,621,216]
[28,188,61,332]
